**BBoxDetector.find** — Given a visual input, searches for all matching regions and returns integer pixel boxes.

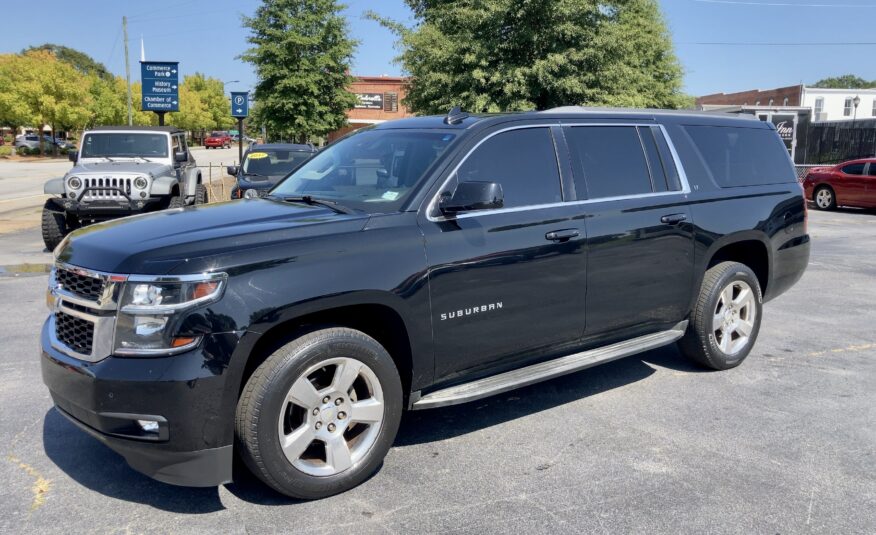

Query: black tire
[813,185,837,211]
[41,200,69,251]
[679,261,763,370]
[235,327,403,500]
[195,183,208,204]
[168,196,185,209]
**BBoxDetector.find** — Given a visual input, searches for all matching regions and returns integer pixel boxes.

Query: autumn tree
[370,0,688,113]
[242,0,358,141]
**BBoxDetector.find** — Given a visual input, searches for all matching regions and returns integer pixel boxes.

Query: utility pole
[123,16,133,125]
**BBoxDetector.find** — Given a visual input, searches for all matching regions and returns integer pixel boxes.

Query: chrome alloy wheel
[712,280,757,355]
[277,357,385,477]
[816,188,833,209]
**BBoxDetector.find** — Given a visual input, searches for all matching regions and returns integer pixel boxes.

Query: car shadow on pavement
[393,343,702,447]
[42,409,226,514]
[43,344,705,508]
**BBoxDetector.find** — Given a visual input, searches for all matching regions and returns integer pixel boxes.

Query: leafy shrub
[0,146,12,157]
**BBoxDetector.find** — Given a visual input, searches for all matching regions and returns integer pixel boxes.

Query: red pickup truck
[205,131,232,149]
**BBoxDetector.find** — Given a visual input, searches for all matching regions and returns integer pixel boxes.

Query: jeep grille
[57,266,106,301]
[82,177,132,201]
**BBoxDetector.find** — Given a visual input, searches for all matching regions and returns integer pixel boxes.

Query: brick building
[328,76,414,142]
[696,84,804,108]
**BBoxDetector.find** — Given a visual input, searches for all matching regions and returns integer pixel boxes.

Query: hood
[55,198,369,274]
[69,161,172,178]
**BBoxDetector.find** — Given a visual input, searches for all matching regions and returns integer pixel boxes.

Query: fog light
[68,192,77,199]
[139,191,147,198]
[244,189,258,199]
[137,419,160,433]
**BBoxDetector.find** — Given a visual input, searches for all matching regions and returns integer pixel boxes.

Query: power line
[682,41,876,45]
[694,0,876,7]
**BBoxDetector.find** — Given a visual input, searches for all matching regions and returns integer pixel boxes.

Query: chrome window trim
[425,122,691,222]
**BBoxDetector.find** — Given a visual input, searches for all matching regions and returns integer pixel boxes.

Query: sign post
[231,91,249,165]
[140,61,179,126]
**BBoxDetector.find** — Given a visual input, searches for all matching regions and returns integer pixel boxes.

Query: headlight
[244,189,258,199]
[134,176,148,189]
[68,177,81,189]
[113,273,226,356]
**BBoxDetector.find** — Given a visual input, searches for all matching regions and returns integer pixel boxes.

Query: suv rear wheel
[679,261,763,370]
[41,200,70,251]
[235,328,402,499]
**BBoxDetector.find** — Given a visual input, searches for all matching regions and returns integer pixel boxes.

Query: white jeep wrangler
[42,126,207,250]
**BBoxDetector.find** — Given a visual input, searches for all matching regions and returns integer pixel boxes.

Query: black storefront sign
[355,93,384,110]
[771,114,796,151]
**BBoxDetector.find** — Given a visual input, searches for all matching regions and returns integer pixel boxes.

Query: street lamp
[223,80,240,86]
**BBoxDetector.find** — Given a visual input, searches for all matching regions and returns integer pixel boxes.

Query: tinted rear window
[682,126,795,187]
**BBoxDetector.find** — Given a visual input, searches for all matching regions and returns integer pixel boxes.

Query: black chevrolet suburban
[41,107,809,499]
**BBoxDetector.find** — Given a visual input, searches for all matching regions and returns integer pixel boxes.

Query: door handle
[545,229,580,242]
[660,213,687,225]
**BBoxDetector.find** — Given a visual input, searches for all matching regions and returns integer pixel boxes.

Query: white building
[801,87,876,122]
[698,84,876,123]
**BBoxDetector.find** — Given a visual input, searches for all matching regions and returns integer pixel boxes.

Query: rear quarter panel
[661,118,809,304]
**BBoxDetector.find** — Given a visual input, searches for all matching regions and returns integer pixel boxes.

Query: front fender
[44,177,65,194]
[151,175,179,196]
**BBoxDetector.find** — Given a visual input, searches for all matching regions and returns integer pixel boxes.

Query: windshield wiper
[270,195,356,215]
[244,172,268,177]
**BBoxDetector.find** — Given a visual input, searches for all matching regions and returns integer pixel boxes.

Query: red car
[802,158,876,210]
[205,131,232,149]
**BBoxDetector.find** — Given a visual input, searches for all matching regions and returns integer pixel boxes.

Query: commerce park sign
[140,61,179,113]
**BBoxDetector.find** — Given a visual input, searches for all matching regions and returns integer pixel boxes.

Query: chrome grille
[55,311,94,355]
[82,177,132,200]
[57,267,106,301]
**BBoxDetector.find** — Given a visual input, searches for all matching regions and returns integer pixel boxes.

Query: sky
[3,0,876,98]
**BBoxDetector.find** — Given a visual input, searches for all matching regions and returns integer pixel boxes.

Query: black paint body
[41,110,810,486]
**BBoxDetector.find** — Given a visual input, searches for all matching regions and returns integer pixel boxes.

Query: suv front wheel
[235,327,403,499]
[679,261,763,370]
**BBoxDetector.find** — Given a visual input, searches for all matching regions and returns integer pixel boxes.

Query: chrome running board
[412,321,688,410]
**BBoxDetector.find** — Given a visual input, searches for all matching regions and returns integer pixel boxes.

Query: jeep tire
[195,184,208,205]
[235,328,403,500]
[168,196,185,209]
[41,200,69,251]
[679,261,763,370]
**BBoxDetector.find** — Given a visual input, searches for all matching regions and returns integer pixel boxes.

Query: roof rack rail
[444,106,470,125]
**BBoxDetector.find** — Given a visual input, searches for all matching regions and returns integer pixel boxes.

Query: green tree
[241,0,358,141]
[87,74,129,126]
[23,43,113,81]
[0,54,38,134]
[180,73,235,130]
[370,0,687,113]
[812,75,875,89]
[0,51,92,154]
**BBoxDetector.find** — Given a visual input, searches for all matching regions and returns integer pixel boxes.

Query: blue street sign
[231,92,249,118]
[140,61,179,112]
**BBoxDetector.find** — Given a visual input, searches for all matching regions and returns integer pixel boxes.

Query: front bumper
[40,320,237,487]
[49,196,162,218]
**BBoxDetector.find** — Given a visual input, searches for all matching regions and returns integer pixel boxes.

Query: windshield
[271,130,456,212]
[243,149,314,176]
[210,132,225,137]
[81,133,168,158]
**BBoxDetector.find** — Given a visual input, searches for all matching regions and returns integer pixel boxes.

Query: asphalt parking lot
[0,208,874,534]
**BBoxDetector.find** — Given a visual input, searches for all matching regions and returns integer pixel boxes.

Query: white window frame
[844,98,853,117]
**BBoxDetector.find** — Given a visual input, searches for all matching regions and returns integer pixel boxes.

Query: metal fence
[804,118,876,164]
[794,164,821,181]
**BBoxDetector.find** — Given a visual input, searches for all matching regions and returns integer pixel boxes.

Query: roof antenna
[444,106,470,125]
